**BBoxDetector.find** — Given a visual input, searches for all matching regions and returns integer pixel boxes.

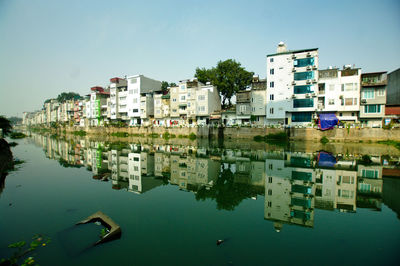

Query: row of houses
[23,42,400,128]
[27,132,398,231]
[23,75,222,128]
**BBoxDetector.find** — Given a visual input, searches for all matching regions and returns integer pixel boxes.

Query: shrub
[320,136,329,144]
[10,132,26,139]
[73,130,86,136]
[111,132,129,137]
[188,133,197,140]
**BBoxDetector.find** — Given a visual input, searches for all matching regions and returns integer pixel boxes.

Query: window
[294,71,314,81]
[172,98,177,102]
[130,78,137,84]
[134,166,139,171]
[239,105,246,112]
[268,201,272,207]
[134,89,138,94]
[198,95,205,101]
[180,95,186,101]
[362,88,375,99]
[342,83,357,91]
[132,109,138,112]
[134,157,139,161]
[377,88,385,96]
[328,99,335,105]
[270,58,274,62]
[270,94,274,100]
[268,177,272,183]
[339,113,342,117]
[155,100,161,105]
[362,169,379,178]
[292,112,312,122]
[180,85,185,90]
[251,107,255,112]
[364,104,381,113]
[293,99,314,108]
[294,85,314,94]
[342,176,354,184]
[270,81,274,88]
[133,98,137,103]
[269,108,274,114]
[129,90,133,95]
[268,189,272,195]
[187,102,191,107]
[270,69,274,75]
[198,106,205,112]
[344,98,357,106]
[329,84,335,91]
[294,57,315,67]
[269,164,273,170]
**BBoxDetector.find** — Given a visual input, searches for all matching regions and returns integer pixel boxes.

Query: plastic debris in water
[216,239,224,245]
[94,221,101,226]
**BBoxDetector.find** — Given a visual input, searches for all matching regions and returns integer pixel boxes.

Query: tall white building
[126,75,162,126]
[266,42,319,125]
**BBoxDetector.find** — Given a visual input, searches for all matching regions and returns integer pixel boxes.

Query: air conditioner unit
[292,81,296,85]
[306,94,310,98]
[292,68,296,72]
[306,66,312,70]
[306,52,311,57]
[292,55,297,59]
[312,79,317,83]
[292,94,296,98]
[311,93,316,97]
[313,66,317,70]
[361,99,367,104]
[306,79,312,84]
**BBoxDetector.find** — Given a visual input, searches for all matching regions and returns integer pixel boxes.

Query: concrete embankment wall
[289,128,400,142]
[44,126,400,142]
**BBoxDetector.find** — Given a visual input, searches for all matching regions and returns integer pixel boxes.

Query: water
[1,133,400,265]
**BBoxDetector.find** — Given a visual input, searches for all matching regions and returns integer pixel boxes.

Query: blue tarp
[318,113,338,130]
[317,151,337,168]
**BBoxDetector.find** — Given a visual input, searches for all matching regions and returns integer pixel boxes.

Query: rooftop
[267,48,318,57]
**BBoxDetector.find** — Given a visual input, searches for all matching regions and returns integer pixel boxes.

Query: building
[266,42,319,126]
[236,90,251,125]
[126,75,162,126]
[88,86,110,127]
[318,66,361,123]
[250,76,267,126]
[109,77,129,124]
[154,92,171,127]
[385,68,400,125]
[360,72,387,127]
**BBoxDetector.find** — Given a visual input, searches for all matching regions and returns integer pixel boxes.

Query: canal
[1,133,399,265]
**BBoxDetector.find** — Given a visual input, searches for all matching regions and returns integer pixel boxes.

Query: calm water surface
[1,133,400,265]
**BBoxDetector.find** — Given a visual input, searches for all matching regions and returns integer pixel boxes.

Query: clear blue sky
[0,0,399,117]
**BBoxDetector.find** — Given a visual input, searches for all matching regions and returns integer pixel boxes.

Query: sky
[0,0,399,117]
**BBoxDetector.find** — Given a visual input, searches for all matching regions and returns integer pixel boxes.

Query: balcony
[361,72,387,87]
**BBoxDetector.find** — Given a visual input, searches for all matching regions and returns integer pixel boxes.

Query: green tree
[195,59,254,107]
[161,81,177,93]
[56,92,81,102]
[0,116,12,136]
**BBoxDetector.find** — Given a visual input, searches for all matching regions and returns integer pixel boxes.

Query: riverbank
[26,125,400,142]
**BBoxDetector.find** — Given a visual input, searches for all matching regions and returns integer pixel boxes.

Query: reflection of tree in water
[195,167,261,211]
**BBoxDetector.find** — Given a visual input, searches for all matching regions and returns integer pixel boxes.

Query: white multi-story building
[318,67,361,122]
[154,93,171,127]
[126,75,162,126]
[109,77,128,123]
[266,42,319,125]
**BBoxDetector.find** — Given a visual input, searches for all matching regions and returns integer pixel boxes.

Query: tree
[0,116,12,136]
[161,81,177,94]
[195,59,254,107]
[56,92,81,102]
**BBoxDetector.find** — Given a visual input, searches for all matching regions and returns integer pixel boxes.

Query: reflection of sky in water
[0,134,399,266]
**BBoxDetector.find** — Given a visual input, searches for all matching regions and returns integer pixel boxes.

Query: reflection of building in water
[315,169,336,210]
[335,169,357,212]
[264,153,316,230]
[154,152,170,178]
[357,165,383,211]
[169,153,220,191]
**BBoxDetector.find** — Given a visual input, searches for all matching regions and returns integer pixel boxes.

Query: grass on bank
[111,132,130,137]
[72,130,86,136]
[377,140,400,150]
